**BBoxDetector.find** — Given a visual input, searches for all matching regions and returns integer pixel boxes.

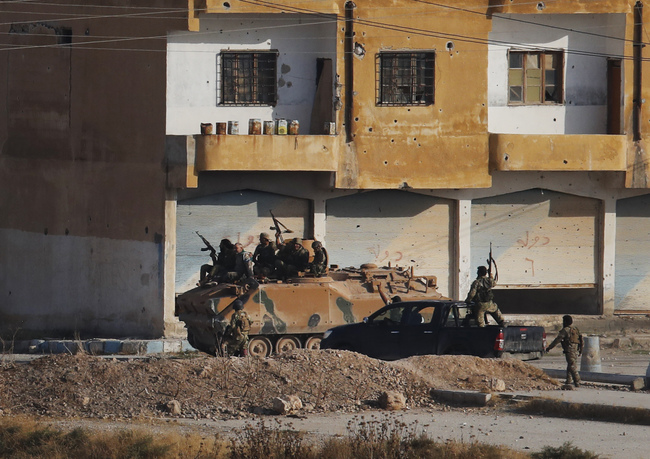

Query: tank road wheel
[275,336,301,354]
[305,335,323,350]
[248,337,272,358]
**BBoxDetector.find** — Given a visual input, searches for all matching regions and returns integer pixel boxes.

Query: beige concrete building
[2,0,650,340]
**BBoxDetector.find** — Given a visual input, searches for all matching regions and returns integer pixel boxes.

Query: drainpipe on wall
[344,1,356,143]
[633,1,643,141]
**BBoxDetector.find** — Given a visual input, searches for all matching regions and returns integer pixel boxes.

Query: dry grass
[0,417,227,459]
[0,415,600,458]
[515,398,650,426]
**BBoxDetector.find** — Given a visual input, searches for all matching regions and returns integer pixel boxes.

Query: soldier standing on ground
[465,266,505,327]
[225,300,251,356]
[310,241,328,277]
[546,314,584,387]
[253,232,277,278]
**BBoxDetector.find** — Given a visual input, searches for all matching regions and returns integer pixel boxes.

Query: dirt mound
[0,350,557,420]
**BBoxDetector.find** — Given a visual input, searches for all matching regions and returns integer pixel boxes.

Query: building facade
[2,0,650,340]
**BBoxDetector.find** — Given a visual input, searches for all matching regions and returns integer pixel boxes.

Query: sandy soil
[0,350,557,420]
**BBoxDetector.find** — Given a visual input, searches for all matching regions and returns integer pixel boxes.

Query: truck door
[364,304,408,360]
[399,303,439,358]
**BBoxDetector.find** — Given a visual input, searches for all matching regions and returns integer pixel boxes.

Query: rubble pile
[0,350,556,420]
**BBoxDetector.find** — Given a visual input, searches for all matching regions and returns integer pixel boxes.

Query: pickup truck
[320,300,545,361]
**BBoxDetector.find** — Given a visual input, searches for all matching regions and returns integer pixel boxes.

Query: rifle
[269,210,293,244]
[487,242,498,282]
[196,231,217,263]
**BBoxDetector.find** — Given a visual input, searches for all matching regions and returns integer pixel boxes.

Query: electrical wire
[0,0,642,63]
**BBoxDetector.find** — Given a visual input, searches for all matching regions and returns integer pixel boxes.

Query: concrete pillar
[313,198,326,243]
[580,336,602,372]
[601,197,616,315]
[456,199,472,300]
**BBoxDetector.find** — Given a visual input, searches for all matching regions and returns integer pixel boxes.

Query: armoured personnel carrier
[175,262,448,357]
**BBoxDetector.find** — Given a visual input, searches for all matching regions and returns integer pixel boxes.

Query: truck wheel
[276,336,301,354]
[248,336,272,357]
[305,335,323,350]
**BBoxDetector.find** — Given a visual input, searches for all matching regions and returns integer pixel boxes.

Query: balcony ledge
[489,133,627,172]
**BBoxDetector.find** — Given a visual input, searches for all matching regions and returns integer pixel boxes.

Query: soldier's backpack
[238,312,252,333]
[477,277,494,303]
[569,326,583,353]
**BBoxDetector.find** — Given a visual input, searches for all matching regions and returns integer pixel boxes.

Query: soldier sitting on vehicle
[309,241,328,277]
[224,300,251,357]
[222,243,254,283]
[199,238,236,286]
[275,237,309,279]
[253,232,277,278]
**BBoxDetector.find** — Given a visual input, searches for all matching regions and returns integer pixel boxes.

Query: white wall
[488,13,625,134]
[167,14,337,135]
[0,229,165,338]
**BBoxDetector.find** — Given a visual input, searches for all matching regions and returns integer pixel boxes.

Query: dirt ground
[0,350,558,421]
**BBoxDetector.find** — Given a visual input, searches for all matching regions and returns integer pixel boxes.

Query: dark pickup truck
[320,300,545,361]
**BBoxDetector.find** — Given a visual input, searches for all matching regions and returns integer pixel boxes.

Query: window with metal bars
[508,50,564,105]
[221,51,278,106]
[377,52,435,106]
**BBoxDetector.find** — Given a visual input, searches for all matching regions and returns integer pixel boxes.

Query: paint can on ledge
[288,119,299,135]
[249,119,261,135]
[228,121,239,135]
[276,119,288,135]
[263,120,275,135]
[200,123,213,135]
[216,122,227,135]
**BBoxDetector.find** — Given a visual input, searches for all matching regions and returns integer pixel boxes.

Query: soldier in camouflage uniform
[465,265,505,327]
[253,232,277,278]
[546,314,584,387]
[225,300,251,357]
[310,241,328,277]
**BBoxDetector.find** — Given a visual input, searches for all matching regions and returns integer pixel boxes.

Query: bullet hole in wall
[368,127,373,132]
[145,226,149,234]
[65,228,69,235]
[223,2,230,9]
[44,228,48,235]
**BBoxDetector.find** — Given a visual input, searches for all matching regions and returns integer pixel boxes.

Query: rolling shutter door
[615,194,650,312]
[471,189,599,314]
[326,190,453,297]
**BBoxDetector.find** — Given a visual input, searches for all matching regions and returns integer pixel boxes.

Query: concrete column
[313,198,327,243]
[163,188,184,338]
[601,196,616,315]
[456,199,472,300]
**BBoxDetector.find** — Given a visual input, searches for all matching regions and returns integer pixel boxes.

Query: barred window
[508,50,563,104]
[377,52,435,106]
[221,51,278,106]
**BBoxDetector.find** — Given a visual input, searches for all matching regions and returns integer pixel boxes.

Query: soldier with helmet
[546,314,584,387]
[275,237,309,279]
[465,265,505,327]
[310,241,329,277]
[225,300,252,357]
[253,232,277,278]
